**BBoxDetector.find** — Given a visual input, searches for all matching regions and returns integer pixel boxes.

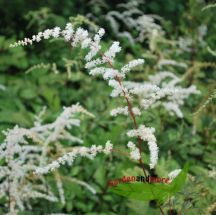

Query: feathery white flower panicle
[121,59,144,76]
[168,169,182,182]
[110,106,141,117]
[124,71,200,118]
[110,107,128,116]
[103,41,121,63]
[32,104,94,168]
[10,24,75,48]
[105,1,164,44]
[89,67,120,80]
[104,140,113,154]
[85,58,105,69]
[0,126,57,213]
[62,23,74,41]
[84,28,105,62]
[32,104,94,144]
[35,141,113,174]
[52,27,61,38]
[10,23,146,107]
[108,79,131,98]
[127,141,140,160]
[0,104,96,213]
[127,125,158,169]
[71,27,89,48]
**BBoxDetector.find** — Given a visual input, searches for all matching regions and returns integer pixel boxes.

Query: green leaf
[110,182,169,201]
[110,163,189,202]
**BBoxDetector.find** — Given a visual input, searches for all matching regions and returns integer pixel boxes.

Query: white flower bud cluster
[35,141,113,174]
[121,59,144,75]
[110,107,128,116]
[110,106,141,117]
[127,125,158,169]
[127,141,140,160]
[108,79,129,98]
[103,41,121,62]
[84,28,103,61]
[89,67,120,80]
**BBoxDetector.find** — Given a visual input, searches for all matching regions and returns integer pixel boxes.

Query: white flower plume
[127,125,158,169]
[35,141,113,174]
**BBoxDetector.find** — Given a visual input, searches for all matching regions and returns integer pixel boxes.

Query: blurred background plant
[0,0,215,214]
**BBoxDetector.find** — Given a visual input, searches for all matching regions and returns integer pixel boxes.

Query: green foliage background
[0,0,215,214]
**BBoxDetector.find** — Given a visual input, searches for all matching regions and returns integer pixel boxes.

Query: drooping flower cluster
[35,141,113,174]
[127,125,158,169]
[127,141,140,161]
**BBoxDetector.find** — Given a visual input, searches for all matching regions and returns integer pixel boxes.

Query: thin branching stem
[93,44,166,215]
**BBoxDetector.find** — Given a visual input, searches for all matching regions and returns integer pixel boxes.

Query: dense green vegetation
[0,0,215,214]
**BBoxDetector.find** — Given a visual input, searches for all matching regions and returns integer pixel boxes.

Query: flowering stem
[94,46,148,177]
[94,45,166,215]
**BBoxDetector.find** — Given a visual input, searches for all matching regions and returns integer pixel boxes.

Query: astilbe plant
[104,1,164,45]
[0,126,57,214]
[9,22,200,214]
[0,104,107,214]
